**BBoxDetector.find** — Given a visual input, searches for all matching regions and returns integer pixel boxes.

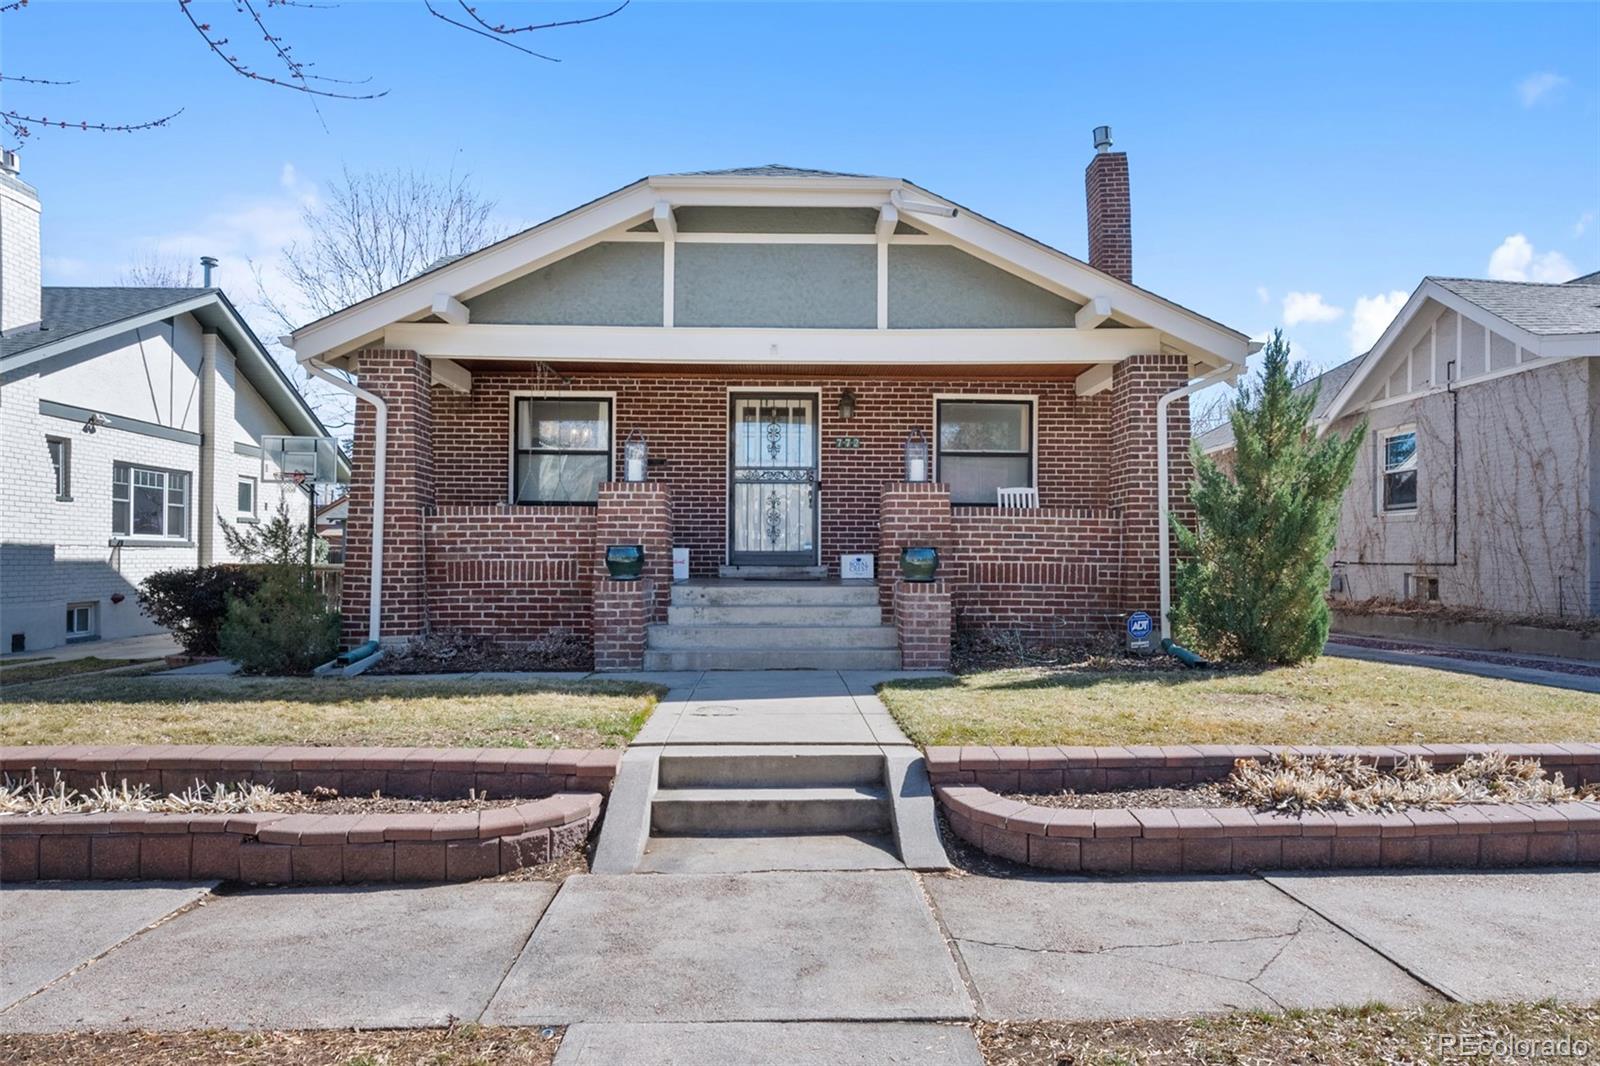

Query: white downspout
[1156,360,1246,642]
[304,357,386,644]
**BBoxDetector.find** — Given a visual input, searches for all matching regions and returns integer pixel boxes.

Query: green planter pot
[605,545,645,580]
[899,546,939,583]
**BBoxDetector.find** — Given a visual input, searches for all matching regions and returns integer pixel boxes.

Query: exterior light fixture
[904,427,929,483]
[837,389,856,421]
[624,429,648,483]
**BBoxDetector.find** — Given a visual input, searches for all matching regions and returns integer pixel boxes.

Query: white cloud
[1575,211,1595,238]
[1282,291,1343,326]
[1487,233,1576,283]
[1517,71,1569,107]
[1348,290,1408,354]
[1255,285,1270,305]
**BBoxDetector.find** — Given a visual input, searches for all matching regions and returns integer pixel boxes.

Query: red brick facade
[1085,149,1133,284]
[340,350,1192,651]
[894,579,953,670]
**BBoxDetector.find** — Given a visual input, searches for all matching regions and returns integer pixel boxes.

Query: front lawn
[0,657,161,684]
[0,676,661,749]
[879,657,1600,748]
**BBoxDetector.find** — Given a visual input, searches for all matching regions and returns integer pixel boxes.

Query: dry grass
[0,1024,562,1065]
[980,1000,1600,1065]
[0,676,660,749]
[879,657,1600,748]
[1226,751,1576,813]
[0,656,158,684]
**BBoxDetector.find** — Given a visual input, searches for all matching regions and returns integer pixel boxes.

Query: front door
[728,393,819,567]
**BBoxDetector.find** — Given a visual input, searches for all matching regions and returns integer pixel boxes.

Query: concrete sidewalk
[3,867,1597,1058]
[1325,640,1600,693]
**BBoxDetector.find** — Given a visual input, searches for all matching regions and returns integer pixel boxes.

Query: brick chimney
[0,150,43,333]
[1084,126,1132,283]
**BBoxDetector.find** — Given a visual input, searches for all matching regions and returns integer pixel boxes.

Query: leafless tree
[1,0,628,149]
[250,165,509,433]
[118,253,198,288]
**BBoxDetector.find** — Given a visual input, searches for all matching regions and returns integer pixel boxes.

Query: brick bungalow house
[286,132,1254,670]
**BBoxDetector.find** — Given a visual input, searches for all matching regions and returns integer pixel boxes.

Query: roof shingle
[1,287,213,359]
[1429,275,1600,336]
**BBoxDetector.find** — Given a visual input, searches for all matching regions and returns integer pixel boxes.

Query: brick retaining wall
[0,794,601,884]
[0,745,621,884]
[930,743,1600,874]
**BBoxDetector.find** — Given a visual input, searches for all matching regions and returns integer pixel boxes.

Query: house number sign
[834,436,862,449]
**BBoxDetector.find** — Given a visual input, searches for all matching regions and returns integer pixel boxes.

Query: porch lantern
[624,429,648,483]
[904,427,929,483]
[837,388,856,421]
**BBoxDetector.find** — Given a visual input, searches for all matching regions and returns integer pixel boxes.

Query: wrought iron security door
[728,394,819,566]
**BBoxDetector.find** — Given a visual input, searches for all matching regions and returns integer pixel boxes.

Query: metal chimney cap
[1093,126,1113,152]
[200,256,219,287]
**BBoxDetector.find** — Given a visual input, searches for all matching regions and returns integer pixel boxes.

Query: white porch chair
[996,486,1039,509]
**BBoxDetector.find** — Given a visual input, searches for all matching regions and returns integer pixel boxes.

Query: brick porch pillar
[895,579,952,670]
[594,482,673,622]
[1108,353,1191,617]
[340,348,433,645]
[880,483,954,666]
[593,578,653,671]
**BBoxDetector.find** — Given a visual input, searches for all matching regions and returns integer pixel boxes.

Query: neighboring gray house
[0,153,348,653]
[1199,272,1600,619]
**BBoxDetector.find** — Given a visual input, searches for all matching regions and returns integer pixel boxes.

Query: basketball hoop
[261,435,338,488]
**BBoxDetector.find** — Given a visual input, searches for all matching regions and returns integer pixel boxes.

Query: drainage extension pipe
[1156,361,1245,643]
[1160,637,1209,668]
[304,357,387,645]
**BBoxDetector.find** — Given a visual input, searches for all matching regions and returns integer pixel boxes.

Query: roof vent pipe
[200,256,218,287]
[1093,125,1113,152]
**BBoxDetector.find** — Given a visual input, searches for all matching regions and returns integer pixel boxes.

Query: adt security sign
[1126,611,1154,653]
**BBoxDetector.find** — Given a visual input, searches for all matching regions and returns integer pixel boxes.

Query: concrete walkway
[1325,640,1600,693]
[0,632,178,665]
[3,867,1596,1058]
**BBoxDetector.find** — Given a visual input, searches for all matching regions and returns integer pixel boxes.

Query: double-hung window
[238,475,257,518]
[936,399,1034,506]
[512,396,612,504]
[112,463,190,538]
[1381,429,1418,513]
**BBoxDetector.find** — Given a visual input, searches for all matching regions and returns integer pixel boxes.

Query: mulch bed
[370,629,591,674]
[951,629,1180,675]
[1004,784,1232,809]
[0,1025,563,1065]
[0,791,538,819]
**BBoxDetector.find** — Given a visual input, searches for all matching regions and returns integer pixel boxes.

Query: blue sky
[5,1,1597,381]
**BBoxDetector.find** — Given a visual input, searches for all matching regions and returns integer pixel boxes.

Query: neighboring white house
[0,153,348,653]
[1199,272,1600,619]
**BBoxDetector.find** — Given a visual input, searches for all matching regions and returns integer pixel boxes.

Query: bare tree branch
[457,0,628,36]
[424,0,559,60]
[177,0,387,100]
[0,73,77,85]
[2,107,183,142]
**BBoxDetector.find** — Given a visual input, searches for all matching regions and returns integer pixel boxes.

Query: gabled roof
[288,167,1253,370]
[1429,276,1600,336]
[1196,353,1366,453]
[1,287,211,358]
[1318,273,1600,426]
[1,286,350,480]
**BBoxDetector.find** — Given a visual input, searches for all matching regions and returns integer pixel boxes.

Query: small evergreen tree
[219,566,340,675]
[218,499,326,566]
[1172,330,1365,664]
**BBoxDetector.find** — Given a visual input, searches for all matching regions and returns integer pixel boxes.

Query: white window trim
[112,463,192,540]
[506,391,617,505]
[932,393,1039,507]
[237,475,258,519]
[1378,424,1419,516]
[46,435,71,501]
[65,601,97,642]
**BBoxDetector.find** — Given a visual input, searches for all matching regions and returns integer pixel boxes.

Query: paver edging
[0,793,603,884]
[924,742,1600,793]
[0,744,623,798]
[936,783,1600,874]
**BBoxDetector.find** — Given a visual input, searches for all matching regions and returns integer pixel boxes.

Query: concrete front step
[717,565,829,580]
[651,785,891,835]
[647,623,898,651]
[642,647,903,671]
[671,581,880,608]
[658,746,886,788]
[666,604,885,626]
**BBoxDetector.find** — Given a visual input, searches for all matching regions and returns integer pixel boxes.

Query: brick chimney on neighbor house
[1085,126,1132,283]
[0,149,42,334]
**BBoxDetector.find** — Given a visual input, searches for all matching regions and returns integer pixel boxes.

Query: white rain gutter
[303,357,387,644]
[1156,359,1248,642]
